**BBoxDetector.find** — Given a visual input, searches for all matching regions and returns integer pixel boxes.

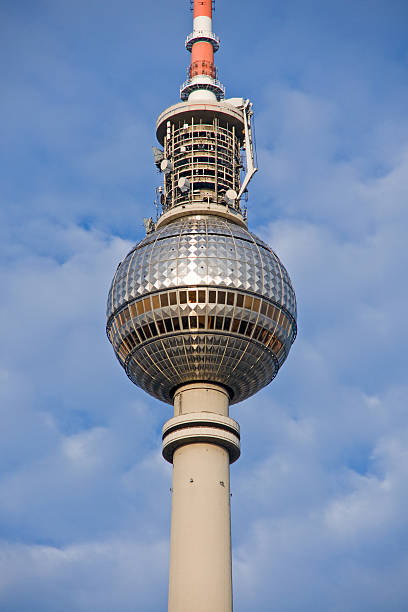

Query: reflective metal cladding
[107,215,297,405]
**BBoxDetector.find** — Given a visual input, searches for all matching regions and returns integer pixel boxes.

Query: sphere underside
[107,214,297,404]
[126,332,278,405]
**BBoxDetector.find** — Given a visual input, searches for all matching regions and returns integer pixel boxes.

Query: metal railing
[185,31,220,52]
[180,77,225,101]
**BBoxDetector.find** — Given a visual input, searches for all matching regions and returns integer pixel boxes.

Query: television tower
[106,1,297,610]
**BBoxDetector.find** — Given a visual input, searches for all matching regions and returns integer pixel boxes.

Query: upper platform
[156,100,245,146]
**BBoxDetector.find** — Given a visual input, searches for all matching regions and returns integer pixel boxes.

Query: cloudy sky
[1,0,408,610]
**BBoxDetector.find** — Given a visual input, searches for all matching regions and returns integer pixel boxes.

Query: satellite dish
[178,177,190,193]
[152,146,164,167]
[224,189,238,206]
[160,159,173,174]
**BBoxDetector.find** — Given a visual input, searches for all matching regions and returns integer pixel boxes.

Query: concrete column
[173,382,229,416]
[165,383,237,612]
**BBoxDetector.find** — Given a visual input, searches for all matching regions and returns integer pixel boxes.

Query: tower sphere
[107,213,297,405]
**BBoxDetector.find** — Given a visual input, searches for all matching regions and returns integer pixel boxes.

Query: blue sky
[1,0,408,610]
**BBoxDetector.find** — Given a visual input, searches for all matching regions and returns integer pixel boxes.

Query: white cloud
[0,537,168,611]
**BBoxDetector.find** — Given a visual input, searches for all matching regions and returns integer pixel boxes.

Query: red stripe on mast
[191,42,215,78]
[193,0,212,19]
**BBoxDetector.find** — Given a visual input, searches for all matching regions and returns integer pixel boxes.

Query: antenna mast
[181,0,224,101]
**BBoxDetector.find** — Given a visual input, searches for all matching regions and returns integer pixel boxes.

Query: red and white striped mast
[181,0,224,101]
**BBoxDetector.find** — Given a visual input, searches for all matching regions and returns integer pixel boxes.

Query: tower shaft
[169,444,232,612]
[163,383,240,612]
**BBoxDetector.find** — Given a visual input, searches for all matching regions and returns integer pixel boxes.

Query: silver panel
[107,215,296,318]
[125,333,278,405]
[107,214,297,405]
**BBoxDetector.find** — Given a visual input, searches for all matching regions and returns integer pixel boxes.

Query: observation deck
[155,100,247,220]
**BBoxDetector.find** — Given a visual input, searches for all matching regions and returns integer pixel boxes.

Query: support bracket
[237,99,258,200]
